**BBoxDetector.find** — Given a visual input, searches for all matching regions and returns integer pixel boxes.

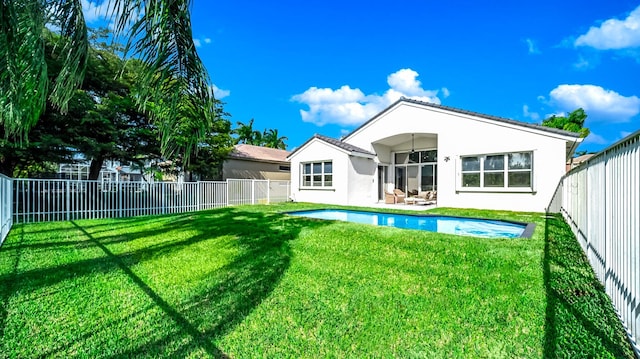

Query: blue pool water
[287,209,531,238]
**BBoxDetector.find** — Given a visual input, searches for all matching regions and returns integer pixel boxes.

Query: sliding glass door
[394,150,437,194]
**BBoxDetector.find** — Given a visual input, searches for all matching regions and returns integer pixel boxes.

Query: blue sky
[83,1,640,153]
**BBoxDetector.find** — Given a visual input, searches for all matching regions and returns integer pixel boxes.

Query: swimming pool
[287,209,534,238]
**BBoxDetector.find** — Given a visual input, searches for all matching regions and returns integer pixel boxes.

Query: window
[460,152,532,189]
[395,150,437,164]
[301,161,333,187]
[461,157,480,187]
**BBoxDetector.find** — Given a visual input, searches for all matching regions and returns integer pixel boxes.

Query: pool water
[287,209,532,238]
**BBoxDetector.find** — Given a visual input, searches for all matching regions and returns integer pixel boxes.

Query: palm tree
[262,129,288,149]
[1,0,213,159]
[233,119,257,145]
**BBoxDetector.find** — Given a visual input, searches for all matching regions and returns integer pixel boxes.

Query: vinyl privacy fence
[549,130,640,354]
[7,178,290,225]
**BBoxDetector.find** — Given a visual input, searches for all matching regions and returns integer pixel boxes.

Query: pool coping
[284,209,536,239]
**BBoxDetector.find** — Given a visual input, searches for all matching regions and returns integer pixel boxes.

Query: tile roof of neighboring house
[229,144,291,163]
[287,134,376,158]
[571,153,595,164]
[343,97,583,140]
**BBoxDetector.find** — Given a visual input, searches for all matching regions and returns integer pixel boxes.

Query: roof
[343,97,583,141]
[571,153,596,164]
[287,134,376,159]
[228,144,291,163]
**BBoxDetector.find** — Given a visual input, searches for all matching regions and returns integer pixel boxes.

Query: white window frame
[301,161,333,188]
[457,151,534,192]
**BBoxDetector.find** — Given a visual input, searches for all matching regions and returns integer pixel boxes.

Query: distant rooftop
[229,144,290,163]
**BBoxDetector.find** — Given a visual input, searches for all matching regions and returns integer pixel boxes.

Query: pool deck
[368,201,437,211]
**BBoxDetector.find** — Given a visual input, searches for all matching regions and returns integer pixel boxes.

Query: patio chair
[392,189,406,204]
[384,189,406,204]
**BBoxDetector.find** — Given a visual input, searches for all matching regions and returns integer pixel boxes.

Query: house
[222,144,291,180]
[287,98,583,212]
[566,153,595,172]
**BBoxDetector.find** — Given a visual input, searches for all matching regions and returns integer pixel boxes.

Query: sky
[82,0,640,153]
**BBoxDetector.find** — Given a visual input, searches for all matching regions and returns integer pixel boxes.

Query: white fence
[8,178,290,225]
[550,130,640,353]
[1,174,12,246]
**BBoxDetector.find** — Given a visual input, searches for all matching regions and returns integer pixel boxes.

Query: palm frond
[0,0,48,141]
[112,0,215,161]
[47,0,89,113]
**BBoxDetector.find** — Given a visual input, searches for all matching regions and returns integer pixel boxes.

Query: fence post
[162,182,166,215]
[251,180,255,205]
[66,180,70,221]
[226,179,229,207]
[197,181,201,211]
[118,181,123,218]
[267,179,270,205]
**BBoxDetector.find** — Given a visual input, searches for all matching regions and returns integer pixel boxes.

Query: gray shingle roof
[287,134,376,159]
[343,97,583,140]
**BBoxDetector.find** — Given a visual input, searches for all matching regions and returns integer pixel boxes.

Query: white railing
[1,174,13,246]
[550,130,640,353]
[11,179,291,224]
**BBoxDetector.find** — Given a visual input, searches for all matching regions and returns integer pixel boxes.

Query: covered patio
[372,132,438,203]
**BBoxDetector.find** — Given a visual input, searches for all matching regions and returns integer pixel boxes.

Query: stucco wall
[347,156,377,205]
[222,159,290,181]
[289,140,349,204]
[344,102,575,212]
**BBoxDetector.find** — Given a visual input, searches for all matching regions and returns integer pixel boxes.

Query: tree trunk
[88,157,105,180]
[0,157,18,177]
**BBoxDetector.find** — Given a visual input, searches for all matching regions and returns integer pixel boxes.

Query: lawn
[0,203,633,358]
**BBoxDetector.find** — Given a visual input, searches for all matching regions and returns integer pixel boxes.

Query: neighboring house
[566,153,595,171]
[287,98,583,212]
[58,161,151,182]
[222,144,291,180]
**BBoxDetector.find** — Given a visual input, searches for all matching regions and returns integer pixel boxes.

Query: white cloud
[81,0,141,31]
[524,38,540,54]
[291,68,444,126]
[550,84,640,122]
[522,104,540,121]
[573,55,592,70]
[575,5,640,50]
[582,132,608,145]
[193,37,213,48]
[211,84,230,99]
[620,130,633,138]
[81,0,110,23]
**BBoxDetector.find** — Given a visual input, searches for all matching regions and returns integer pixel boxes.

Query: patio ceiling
[372,133,437,147]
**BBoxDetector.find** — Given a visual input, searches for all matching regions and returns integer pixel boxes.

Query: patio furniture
[393,189,406,204]
[404,197,420,205]
[385,189,406,204]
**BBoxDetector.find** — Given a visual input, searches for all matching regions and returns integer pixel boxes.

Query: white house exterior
[288,98,583,212]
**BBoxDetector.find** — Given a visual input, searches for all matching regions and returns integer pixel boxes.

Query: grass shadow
[543,213,634,358]
[0,206,330,358]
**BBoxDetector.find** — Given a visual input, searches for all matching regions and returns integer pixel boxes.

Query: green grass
[0,203,634,358]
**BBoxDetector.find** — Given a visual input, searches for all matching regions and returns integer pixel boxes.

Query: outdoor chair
[392,189,406,204]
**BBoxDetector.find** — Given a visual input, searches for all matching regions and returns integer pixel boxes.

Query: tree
[262,129,288,149]
[233,120,288,149]
[233,119,260,145]
[0,0,213,162]
[541,108,590,138]
[0,30,163,178]
[161,99,233,181]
